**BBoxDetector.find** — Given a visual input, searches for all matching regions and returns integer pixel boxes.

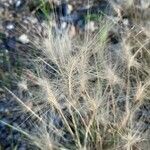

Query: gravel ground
[0,0,150,149]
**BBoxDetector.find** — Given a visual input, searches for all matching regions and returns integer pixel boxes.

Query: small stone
[68,4,73,14]
[123,19,129,26]
[84,21,96,32]
[18,34,29,44]
[15,0,22,7]
[14,0,26,10]
[6,23,14,30]
[60,22,67,29]
[3,21,15,31]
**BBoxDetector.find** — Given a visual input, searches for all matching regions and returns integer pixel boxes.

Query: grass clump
[1,1,150,150]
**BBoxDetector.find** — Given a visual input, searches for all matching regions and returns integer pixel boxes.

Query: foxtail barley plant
[1,1,150,150]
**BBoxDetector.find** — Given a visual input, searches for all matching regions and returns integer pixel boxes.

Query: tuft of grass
[1,1,150,150]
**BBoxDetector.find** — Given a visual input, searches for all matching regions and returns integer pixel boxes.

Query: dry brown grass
[1,1,150,149]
